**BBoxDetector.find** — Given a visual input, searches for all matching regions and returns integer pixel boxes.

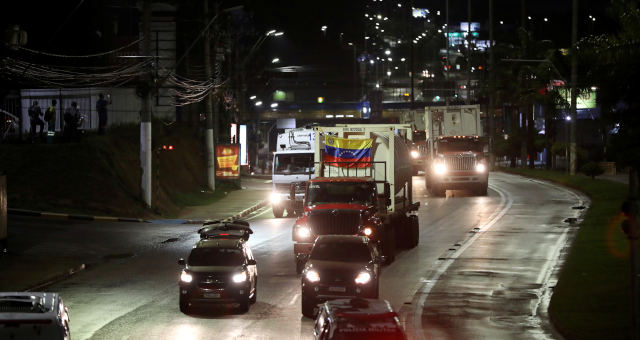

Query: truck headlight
[355,271,371,284]
[434,163,447,175]
[232,271,247,283]
[362,226,373,236]
[295,224,312,238]
[410,150,420,159]
[269,192,281,204]
[180,270,193,283]
[475,163,486,173]
[305,270,320,283]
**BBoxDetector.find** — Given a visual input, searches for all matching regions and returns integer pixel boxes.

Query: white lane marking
[289,293,299,305]
[411,183,514,340]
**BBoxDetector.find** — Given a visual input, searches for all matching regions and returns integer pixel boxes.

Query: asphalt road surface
[25,172,585,339]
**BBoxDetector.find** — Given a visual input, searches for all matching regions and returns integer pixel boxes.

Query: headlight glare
[180,270,193,283]
[363,227,373,236]
[475,163,486,173]
[269,192,281,203]
[232,271,247,283]
[295,225,311,238]
[410,150,420,159]
[355,271,372,284]
[434,162,447,175]
[305,270,320,283]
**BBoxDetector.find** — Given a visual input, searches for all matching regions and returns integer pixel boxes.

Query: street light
[271,57,280,64]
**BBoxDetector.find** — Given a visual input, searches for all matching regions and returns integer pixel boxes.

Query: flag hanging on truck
[323,136,373,168]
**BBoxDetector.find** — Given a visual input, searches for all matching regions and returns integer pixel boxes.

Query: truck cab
[270,128,315,218]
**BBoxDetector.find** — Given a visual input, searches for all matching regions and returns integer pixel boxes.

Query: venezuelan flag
[323,136,373,168]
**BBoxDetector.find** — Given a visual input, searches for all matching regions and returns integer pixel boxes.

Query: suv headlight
[305,270,320,283]
[360,226,373,236]
[355,271,371,284]
[269,192,281,203]
[434,162,447,175]
[232,271,247,283]
[295,224,312,239]
[410,150,420,159]
[475,163,486,173]
[180,270,193,283]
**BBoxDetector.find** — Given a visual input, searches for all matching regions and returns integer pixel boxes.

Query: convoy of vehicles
[301,235,383,318]
[178,234,258,314]
[0,292,70,340]
[291,125,420,274]
[423,105,488,196]
[270,127,315,218]
[314,298,407,340]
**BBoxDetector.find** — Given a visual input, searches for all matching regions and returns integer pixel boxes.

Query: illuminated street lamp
[271,57,280,63]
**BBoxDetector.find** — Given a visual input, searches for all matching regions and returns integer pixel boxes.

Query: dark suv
[178,238,257,314]
[314,298,407,340]
[301,235,383,318]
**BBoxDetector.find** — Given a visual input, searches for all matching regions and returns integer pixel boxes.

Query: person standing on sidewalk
[44,100,57,142]
[96,93,110,135]
[28,101,44,142]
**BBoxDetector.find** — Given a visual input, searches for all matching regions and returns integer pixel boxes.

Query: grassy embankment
[0,123,237,218]
[499,167,636,340]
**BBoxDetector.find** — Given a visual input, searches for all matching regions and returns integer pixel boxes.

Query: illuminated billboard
[216,144,240,179]
[558,89,597,109]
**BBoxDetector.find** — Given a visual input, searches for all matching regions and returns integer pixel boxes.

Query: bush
[581,161,604,179]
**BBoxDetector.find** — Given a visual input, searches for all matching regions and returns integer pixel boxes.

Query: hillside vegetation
[0,123,226,218]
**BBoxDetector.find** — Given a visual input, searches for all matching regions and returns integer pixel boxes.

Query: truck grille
[444,155,476,171]
[195,273,228,289]
[309,210,361,235]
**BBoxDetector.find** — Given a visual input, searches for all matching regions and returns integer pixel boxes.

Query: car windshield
[274,153,314,175]
[310,241,371,262]
[306,182,375,206]
[188,247,244,266]
[437,139,483,153]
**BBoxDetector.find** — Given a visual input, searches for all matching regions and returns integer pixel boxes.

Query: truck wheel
[476,184,488,196]
[409,215,419,248]
[383,228,396,263]
[272,206,284,218]
[301,295,316,318]
[238,297,250,313]
[432,185,445,197]
[296,258,306,275]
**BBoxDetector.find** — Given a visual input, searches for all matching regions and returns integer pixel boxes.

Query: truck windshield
[306,182,375,206]
[437,139,483,153]
[310,242,372,262]
[274,153,314,175]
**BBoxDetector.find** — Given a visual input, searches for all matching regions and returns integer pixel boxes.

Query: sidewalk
[0,175,272,292]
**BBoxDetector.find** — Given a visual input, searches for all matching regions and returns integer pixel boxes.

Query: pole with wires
[140,0,152,207]
[204,0,216,191]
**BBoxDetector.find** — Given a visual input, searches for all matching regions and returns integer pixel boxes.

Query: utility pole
[445,0,450,106]
[569,0,578,175]
[204,0,216,190]
[626,169,639,339]
[488,0,495,168]
[140,0,152,207]
[466,0,471,104]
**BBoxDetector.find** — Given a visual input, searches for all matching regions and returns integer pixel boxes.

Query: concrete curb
[8,208,148,223]
[181,199,269,224]
[24,263,87,292]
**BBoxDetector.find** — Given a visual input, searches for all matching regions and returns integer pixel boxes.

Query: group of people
[28,93,110,142]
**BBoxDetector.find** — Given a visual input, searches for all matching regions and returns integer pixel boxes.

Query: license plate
[203,292,220,298]
[329,286,346,293]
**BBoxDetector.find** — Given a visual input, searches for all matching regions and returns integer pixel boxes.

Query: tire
[272,205,284,218]
[296,258,306,275]
[383,227,396,263]
[409,215,419,248]
[250,280,257,304]
[432,184,445,197]
[179,296,190,314]
[301,295,316,318]
[476,183,488,196]
[238,297,250,313]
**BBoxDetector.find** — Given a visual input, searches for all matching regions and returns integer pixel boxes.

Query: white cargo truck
[424,104,488,196]
[270,127,315,218]
[291,125,420,272]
